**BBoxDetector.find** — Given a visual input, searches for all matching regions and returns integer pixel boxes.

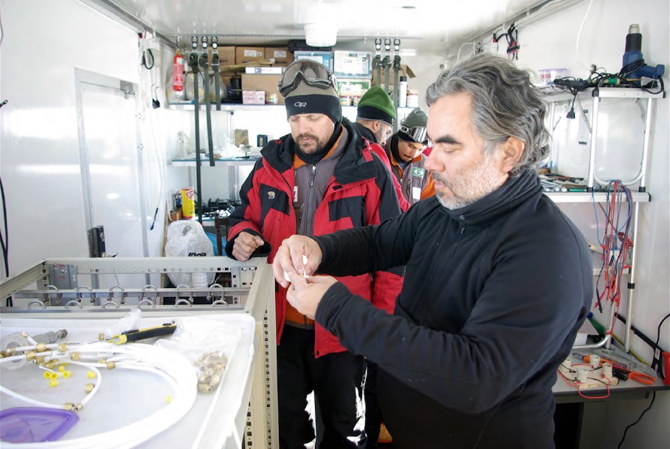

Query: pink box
[242,91,265,104]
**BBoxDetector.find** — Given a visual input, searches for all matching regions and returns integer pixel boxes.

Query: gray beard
[434,152,505,210]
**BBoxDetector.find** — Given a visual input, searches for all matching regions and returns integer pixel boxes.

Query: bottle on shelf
[399,76,408,108]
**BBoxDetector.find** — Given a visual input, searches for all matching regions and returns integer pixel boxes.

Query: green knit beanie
[402,107,428,128]
[398,107,429,143]
[357,86,396,127]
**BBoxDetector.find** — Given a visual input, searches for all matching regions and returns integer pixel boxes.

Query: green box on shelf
[336,79,371,97]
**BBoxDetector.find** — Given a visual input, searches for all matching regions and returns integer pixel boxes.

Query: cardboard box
[236,46,265,64]
[207,46,235,66]
[294,51,333,71]
[241,74,284,105]
[334,51,372,79]
[235,129,249,146]
[265,47,294,65]
[242,91,266,105]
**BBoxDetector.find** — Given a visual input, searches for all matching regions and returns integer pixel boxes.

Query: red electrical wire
[558,365,612,400]
[595,181,633,336]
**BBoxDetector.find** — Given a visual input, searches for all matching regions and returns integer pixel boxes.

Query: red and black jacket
[226,118,404,357]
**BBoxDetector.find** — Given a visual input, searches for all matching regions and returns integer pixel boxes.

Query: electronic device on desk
[198,198,239,220]
[539,174,591,193]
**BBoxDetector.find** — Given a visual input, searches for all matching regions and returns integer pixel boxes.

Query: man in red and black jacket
[226,60,403,448]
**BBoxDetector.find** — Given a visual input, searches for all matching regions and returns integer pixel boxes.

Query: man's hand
[272,235,323,288]
[231,231,265,262]
[286,272,338,320]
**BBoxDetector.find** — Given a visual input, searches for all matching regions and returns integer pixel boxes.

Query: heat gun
[621,24,665,85]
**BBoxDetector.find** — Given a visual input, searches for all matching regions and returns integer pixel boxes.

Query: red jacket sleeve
[225,159,270,258]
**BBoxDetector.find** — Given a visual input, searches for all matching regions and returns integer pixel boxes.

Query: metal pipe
[393,55,401,109]
[624,202,641,352]
[188,50,203,225]
[586,93,600,190]
[212,37,221,111]
[200,37,215,168]
[639,97,654,192]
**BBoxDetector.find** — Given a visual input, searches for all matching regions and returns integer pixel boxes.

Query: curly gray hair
[426,54,550,176]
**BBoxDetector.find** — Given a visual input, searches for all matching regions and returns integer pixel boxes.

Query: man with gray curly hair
[273,54,593,448]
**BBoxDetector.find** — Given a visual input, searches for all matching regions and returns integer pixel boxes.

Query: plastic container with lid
[406,89,419,108]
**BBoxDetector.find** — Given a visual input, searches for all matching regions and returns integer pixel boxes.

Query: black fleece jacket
[313,170,592,449]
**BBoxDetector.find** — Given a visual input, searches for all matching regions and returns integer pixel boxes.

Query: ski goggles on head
[400,125,428,146]
[278,60,337,97]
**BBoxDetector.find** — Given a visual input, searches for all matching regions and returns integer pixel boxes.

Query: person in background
[354,84,407,446]
[225,59,403,449]
[383,107,435,206]
[272,54,593,449]
[354,86,410,212]
[355,85,395,146]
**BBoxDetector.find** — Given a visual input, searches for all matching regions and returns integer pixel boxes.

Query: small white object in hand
[284,255,309,283]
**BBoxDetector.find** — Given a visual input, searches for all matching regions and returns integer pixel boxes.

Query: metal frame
[545,87,665,354]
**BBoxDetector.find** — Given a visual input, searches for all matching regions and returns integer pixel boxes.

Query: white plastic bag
[165,220,215,287]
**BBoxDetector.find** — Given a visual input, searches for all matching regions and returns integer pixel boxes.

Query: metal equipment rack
[544,86,665,353]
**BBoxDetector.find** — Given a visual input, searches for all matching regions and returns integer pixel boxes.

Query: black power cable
[616,391,656,448]
[616,312,670,448]
[0,176,11,307]
[0,176,8,278]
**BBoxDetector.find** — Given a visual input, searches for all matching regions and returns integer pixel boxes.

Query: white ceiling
[99,0,551,49]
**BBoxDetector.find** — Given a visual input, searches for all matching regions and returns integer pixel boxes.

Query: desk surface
[552,349,670,403]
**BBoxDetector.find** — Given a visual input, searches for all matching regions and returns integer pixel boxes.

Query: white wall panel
[0,0,166,276]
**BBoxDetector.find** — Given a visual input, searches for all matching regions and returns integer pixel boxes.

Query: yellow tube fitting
[63,371,71,379]
[49,380,59,388]
[58,343,68,352]
[87,370,97,378]
[50,372,59,380]
[59,365,65,372]
[84,383,95,394]
[36,343,47,353]
[166,395,173,403]
[43,372,52,379]
[71,353,81,361]
[106,361,116,370]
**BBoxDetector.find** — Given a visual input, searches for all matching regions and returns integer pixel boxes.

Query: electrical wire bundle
[592,181,633,334]
[493,23,519,60]
[552,62,665,119]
